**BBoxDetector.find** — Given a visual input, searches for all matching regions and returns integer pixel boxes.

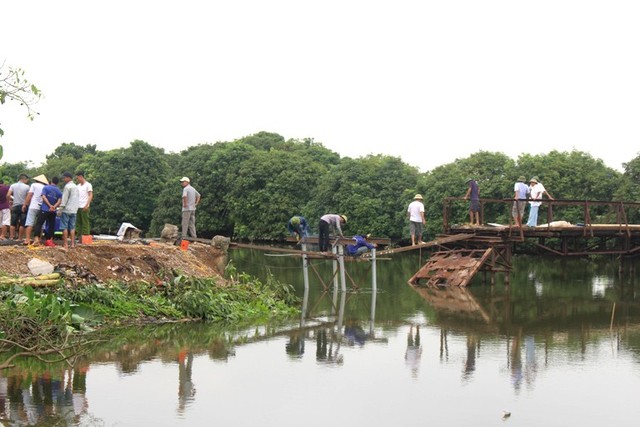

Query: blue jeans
[527,205,539,227]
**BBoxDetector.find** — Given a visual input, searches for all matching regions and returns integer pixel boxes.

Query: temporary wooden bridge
[229,198,640,291]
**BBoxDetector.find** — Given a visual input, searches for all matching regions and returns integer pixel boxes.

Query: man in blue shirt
[345,234,377,257]
[32,176,62,246]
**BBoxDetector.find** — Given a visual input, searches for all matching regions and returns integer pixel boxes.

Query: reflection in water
[2,252,640,426]
[405,325,422,378]
[178,350,196,413]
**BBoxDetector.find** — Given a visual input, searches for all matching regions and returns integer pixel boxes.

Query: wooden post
[301,242,309,294]
[338,244,347,292]
[371,247,377,293]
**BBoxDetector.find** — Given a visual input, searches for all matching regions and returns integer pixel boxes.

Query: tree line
[2,131,639,242]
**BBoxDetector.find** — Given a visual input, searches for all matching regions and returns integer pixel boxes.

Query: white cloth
[27,182,44,210]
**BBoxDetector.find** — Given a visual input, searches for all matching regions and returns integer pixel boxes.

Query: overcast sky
[2,0,639,172]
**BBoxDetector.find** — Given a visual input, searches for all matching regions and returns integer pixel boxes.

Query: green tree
[46,142,97,161]
[83,140,171,234]
[308,155,421,240]
[0,65,42,158]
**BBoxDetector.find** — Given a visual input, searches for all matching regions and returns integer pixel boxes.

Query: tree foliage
[2,132,636,242]
[0,64,42,159]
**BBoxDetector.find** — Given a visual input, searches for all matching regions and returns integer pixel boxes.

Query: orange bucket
[180,240,189,251]
[81,235,93,245]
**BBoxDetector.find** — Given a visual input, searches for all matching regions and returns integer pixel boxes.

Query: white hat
[33,174,49,185]
[180,177,190,183]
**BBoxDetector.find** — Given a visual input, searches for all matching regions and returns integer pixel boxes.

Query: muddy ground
[0,240,226,284]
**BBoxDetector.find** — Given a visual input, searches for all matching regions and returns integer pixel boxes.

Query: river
[1,248,640,426]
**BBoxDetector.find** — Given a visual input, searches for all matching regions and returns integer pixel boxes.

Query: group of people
[0,171,93,249]
[285,214,377,256]
[464,176,553,228]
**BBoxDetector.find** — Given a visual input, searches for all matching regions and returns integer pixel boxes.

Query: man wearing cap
[59,172,80,249]
[512,176,530,227]
[7,174,30,240]
[75,171,93,239]
[407,194,425,245]
[23,174,48,245]
[526,176,554,227]
[180,177,201,239]
[318,213,346,252]
[464,178,481,226]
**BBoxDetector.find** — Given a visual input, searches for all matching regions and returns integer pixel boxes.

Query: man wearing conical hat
[407,194,425,245]
[526,176,554,227]
[23,174,48,245]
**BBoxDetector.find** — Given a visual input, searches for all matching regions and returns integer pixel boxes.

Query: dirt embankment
[0,241,226,284]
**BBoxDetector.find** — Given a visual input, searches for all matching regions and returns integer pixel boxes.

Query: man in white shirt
[75,171,93,239]
[407,194,426,245]
[526,176,553,227]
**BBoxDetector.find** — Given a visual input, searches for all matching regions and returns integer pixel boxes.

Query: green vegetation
[0,269,299,367]
[3,131,640,241]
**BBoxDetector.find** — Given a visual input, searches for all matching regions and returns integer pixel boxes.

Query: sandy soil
[0,240,225,284]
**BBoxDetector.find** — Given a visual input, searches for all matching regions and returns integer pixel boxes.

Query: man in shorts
[7,174,30,240]
[407,194,426,245]
[59,172,80,249]
[23,174,48,246]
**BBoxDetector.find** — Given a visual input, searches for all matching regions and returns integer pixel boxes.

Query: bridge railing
[443,197,640,235]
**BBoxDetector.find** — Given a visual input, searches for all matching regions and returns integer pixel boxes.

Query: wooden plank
[408,248,494,287]
[372,234,475,256]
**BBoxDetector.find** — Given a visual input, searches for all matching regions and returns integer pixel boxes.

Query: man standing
[59,172,80,250]
[32,176,62,246]
[7,174,30,240]
[512,175,529,227]
[318,214,347,252]
[180,177,201,239]
[23,174,48,246]
[526,176,554,227]
[407,194,425,245]
[75,171,93,239]
[464,178,481,226]
[0,180,10,240]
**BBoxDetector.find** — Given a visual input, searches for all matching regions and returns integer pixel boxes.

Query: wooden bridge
[227,198,640,291]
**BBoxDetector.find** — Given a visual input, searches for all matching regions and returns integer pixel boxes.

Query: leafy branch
[0,62,43,138]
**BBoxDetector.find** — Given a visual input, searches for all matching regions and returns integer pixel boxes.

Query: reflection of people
[526,176,553,227]
[407,194,425,245]
[180,177,201,239]
[318,214,347,252]
[286,216,310,241]
[512,175,529,227]
[345,234,377,256]
[286,332,305,357]
[315,328,343,364]
[464,178,480,226]
[344,321,366,346]
[178,350,196,413]
[405,324,422,377]
[463,335,478,381]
